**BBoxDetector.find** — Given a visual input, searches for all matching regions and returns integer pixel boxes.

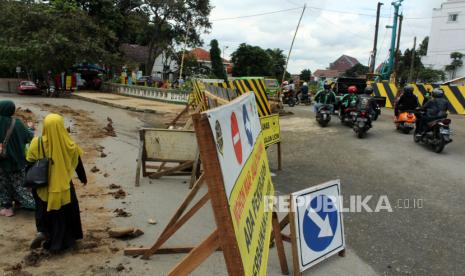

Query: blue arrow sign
[302,195,338,252]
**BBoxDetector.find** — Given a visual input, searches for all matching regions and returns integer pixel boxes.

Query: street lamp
[222,46,229,60]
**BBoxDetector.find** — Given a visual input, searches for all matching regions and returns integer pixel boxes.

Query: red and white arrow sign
[231,112,242,165]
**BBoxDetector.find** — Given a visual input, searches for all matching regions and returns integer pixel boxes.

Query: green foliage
[300,69,312,81]
[445,51,464,79]
[0,1,119,78]
[417,68,445,83]
[209,39,227,80]
[344,64,369,77]
[418,36,429,56]
[231,44,289,79]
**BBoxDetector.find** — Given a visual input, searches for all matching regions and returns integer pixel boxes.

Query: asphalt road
[3,93,464,275]
[270,104,465,275]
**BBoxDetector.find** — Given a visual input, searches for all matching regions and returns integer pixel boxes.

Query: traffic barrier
[413,84,465,115]
[371,82,397,108]
[233,78,272,117]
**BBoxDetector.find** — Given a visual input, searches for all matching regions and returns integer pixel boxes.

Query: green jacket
[0,101,34,172]
[314,89,336,105]
[341,94,358,108]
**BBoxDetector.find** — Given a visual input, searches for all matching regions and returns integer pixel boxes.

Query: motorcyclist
[357,86,375,118]
[340,85,359,115]
[300,82,309,101]
[395,85,419,117]
[416,88,448,135]
[314,81,336,113]
[423,87,432,106]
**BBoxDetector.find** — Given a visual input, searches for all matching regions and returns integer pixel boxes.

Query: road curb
[72,94,158,114]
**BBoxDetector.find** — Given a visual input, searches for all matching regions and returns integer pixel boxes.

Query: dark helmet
[364,86,373,95]
[324,81,331,90]
[403,85,414,96]
[432,88,444,98]
[348,85,358,94]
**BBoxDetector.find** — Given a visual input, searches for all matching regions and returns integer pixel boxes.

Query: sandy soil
[0,104,128,276]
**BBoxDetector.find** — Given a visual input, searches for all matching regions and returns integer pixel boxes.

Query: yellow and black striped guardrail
[370,82,465,115]
[233,79,272,117]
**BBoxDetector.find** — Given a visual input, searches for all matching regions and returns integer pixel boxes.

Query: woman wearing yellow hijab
[27,114,87,252]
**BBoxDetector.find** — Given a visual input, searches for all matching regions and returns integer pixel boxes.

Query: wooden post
[192,113,245,275]
[272,212,289,275]
[289,196,302,276]
[167,230,220,276]
[135,131,144,187]
[277,142,282,171]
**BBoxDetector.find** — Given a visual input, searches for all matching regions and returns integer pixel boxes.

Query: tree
[418,36,429,56]
[141,0,212,74]
[209,39,227,80]
[344,64,369,77]
[417,68,445,83]
[445,52,463,79]
[300,69,312,81]
[0,1,119,78]
[231,44,271,77]
[266,48,288,80]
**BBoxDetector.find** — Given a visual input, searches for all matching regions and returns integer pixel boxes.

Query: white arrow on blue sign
[291,180,345,272]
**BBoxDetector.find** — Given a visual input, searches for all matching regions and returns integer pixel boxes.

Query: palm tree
[445,52,463,79]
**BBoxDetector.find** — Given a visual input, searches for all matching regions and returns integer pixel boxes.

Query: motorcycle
[316,104,332,127]
[300,93,312,105]
[414,111,452,153]
[353,110,372,138]
[339,107,358,126]
[372,102,381,121]
[282,90,300,107]
[395,111,416,134]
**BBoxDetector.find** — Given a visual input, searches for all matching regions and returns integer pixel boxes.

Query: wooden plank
[167,230,220,276]
[189,150,201,189]
[157,162,167,172]
[289,197,302,276]
[277,142,282,171]
[203,90,230,105]
[148,161,194,179]
[141,130,148,177]
[282,234,291,243]
[272,212,289,275]
[192,113,245,275]
[135,133,144,187]
[169,104,189,127]
[155,247,223,254]
[144,129,198,161]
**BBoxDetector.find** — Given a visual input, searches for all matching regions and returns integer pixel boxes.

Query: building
[313,69,340,82]
[313,55,360,81]
[190,48,233,76]
[329,55,360,72]
[422,0,465,80]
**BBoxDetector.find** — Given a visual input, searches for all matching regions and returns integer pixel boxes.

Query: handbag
[25,137,49,188]
[0,118,16,160]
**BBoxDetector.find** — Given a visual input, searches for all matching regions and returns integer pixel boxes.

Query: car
[17,80,41,95]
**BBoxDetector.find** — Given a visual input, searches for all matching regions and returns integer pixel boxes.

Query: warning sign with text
[260,114,280,147]
[207,92,275,275]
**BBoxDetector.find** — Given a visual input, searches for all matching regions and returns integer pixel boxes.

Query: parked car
[17,80,41,95]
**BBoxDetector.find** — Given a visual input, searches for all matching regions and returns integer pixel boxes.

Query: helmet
[403,85,414,95]
[364,86,373,95]
[348,85,358,94]
[283,81,288,85]
[303,82,308,86]
[432,88,444,98]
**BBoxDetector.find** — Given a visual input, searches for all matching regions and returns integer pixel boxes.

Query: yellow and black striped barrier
[191,80,208,111]
[370,82,465,114]
[233,78,272,117]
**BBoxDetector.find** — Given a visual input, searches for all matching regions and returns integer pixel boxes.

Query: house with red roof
[189,48,233,76]
[314,55,361,82]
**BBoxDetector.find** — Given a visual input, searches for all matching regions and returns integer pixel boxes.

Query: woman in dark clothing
[0,100,35,217]
[27,114,87,252]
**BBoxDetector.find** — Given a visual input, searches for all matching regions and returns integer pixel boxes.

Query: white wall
[422,0,465,79]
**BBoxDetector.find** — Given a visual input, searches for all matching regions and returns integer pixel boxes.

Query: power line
[211,7,302,22]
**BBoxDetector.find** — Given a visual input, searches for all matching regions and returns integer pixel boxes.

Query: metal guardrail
[104,83,189,104]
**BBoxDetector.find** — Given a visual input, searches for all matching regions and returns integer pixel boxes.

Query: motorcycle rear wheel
[433,136,445,153]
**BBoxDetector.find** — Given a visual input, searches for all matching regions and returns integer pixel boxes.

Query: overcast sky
[201,0,443,74]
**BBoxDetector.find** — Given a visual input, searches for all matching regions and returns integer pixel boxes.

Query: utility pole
[408,36,417,83]
[370,2,383,74]
[179,23,191,80]
[281,4,306,86]
[392,14,403,83]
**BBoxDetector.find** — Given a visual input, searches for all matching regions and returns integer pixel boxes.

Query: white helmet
[283,81,289,85]
[303,82,308,86]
